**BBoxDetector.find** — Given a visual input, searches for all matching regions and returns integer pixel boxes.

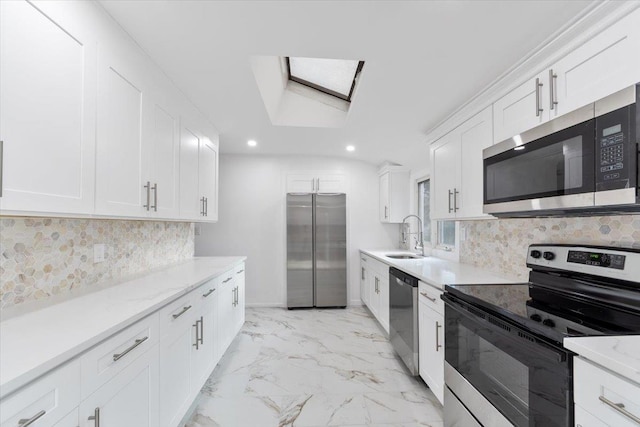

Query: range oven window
[484,120,595,205]
[445,297,572,427]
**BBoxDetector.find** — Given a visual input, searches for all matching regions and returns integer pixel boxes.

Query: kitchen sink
[385,254,425,259]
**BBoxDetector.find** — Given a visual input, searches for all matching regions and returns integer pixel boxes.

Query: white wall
[195,154,400,307]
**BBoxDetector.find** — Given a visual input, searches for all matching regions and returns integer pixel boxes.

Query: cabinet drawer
[0,359,80,427]
[418,281,443,315]
[52,408,79,427]
[80,313,158,399]
[195,278,218,304]
[234,263,245,276]
[219,269,235,287]
[575,404,608,427]
[574,357,640,427]
[158,290,198,336]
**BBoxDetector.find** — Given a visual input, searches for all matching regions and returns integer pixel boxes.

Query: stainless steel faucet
[402,215,424,256]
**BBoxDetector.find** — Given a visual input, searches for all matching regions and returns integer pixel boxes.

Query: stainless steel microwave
[483,83,640,217]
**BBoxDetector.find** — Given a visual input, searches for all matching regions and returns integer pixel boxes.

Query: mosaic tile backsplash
[0,218,194,309]
[460,215,640,281]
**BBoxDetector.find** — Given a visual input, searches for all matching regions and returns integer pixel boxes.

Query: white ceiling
[99,0,594,170]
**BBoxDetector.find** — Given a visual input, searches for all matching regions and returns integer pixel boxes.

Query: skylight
[287,57,364,102]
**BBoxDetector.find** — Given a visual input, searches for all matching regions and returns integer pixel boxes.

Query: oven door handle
[443,296,569,363]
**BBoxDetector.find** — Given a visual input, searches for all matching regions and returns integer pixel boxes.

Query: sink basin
[385,254,425,259]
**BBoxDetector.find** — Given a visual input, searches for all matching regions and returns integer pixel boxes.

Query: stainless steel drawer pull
[113,336,149,361]
[172,305,192,319]
[535,77,544,117]
[18,410,46,426]
[88,407,100,426]
[599,395,640,424]
[236,269,244,274]
[151,183,158,211]
[453,188,459,212]
[549,69,558,110]
[448,190,453,213]
[203,288,215,297]
[223,277,232,283]
[420,292,437,302]
[435,321,442,351]
[143,181,151,211]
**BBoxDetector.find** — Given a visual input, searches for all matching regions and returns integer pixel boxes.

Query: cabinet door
[80,344,159,427]
[235,266,246,329]
[493,71,548,143]
[458,106,493,219]
[360,258,370,306]
[149,104,179,219]
[95,45,150,217]
[431,133,459,220]
[191,292,217,394]
[317,174,347,193]
[554,8,640,117]
[369,275,380,319]
[198,138,218,222]
[418,302,444,405]
[0,0,96,214]
[53,408,79,427]
[574,405,609,427]
[286,174,316,193]
[179,125,201,220]
[377,274,390,334]
[159,324,193,427]
[379,172,390,222]
[217,278,235,354]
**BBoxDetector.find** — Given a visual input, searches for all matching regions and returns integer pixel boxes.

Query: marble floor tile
[186,307,443,427]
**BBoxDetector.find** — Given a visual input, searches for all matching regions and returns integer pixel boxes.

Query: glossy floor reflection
[185,307,443,427]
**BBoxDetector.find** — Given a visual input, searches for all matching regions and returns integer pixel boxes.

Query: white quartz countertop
[564,335,640,385]
[0,256,245,399]
[361,249,514,289]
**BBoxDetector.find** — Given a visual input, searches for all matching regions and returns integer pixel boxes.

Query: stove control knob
[530,314,542,322]
[530,250,542,259]
[601,254,611,267]
[543,251,555,261]
[542,318,556,327]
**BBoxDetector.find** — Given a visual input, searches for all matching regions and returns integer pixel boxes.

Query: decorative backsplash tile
[460,215,640,281]
[0,218,194,310]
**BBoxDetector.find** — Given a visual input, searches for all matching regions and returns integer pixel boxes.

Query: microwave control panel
[595,104,635,192]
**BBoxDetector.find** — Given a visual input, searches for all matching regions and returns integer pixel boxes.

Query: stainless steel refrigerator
[286,193,347,308]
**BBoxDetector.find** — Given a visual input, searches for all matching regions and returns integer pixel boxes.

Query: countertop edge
[0,256,246,399]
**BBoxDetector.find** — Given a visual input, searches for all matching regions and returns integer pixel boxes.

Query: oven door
[443,294,573,427]
[483,113,596,215]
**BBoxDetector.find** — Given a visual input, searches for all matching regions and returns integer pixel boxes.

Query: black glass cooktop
[444,282,640,343]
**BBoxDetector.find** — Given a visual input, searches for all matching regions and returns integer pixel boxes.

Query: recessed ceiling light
[247,140,257,147]
[346,145,355,152]
[514,146,525,151]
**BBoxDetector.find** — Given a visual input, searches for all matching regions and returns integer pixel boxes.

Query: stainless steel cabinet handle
[204,197,208,216]
[448,190,453,213]
[143,181,151,211]
[236,269,244,274]
[0,140,4,198]
[203,288,215,297]
[200,197,206,216]
[599,395,640,424]
[361,267,365,280]
[223,277,232,283]
[232,287,236,307]
[193,317,203,349]
[113,336,149,361]
[420,292,437,302]
[535,77,543,117]
[384,206,388,219]
[199,315,204,344]
[549,69,558,111]
[435,321,442,351]
[151,183,158,211]
[454,188,459,212]
[88,408,100,427]
[18,410,46,426]
[361,257,366,262]
[172,305,192,319]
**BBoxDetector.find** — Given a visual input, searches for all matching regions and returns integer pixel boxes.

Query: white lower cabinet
[191,280,220,394]
[53,409,79,427]
[79,343,159,427]
[573,356,640,427]
[0,360,80,427]
[360,254,390,334]
[418,282,444,405]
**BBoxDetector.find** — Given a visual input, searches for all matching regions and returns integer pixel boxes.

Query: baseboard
[245,302,285,308]
[349,299,364,306]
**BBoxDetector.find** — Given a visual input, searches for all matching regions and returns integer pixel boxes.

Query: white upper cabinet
[431,106,493,220]
[493,8,640,144]
[95,44,150,218]
[286,173,347,194]
[179,125,201,220]
[378,166,410,223]
[199,138,219,222]
[148,103,180,219]
[554,8,640,116]
[0,0,96,215]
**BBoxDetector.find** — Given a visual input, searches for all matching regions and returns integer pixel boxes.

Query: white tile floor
[185,307,443,427]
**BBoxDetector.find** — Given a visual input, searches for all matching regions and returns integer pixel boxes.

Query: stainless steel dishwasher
[389,267,419,376]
